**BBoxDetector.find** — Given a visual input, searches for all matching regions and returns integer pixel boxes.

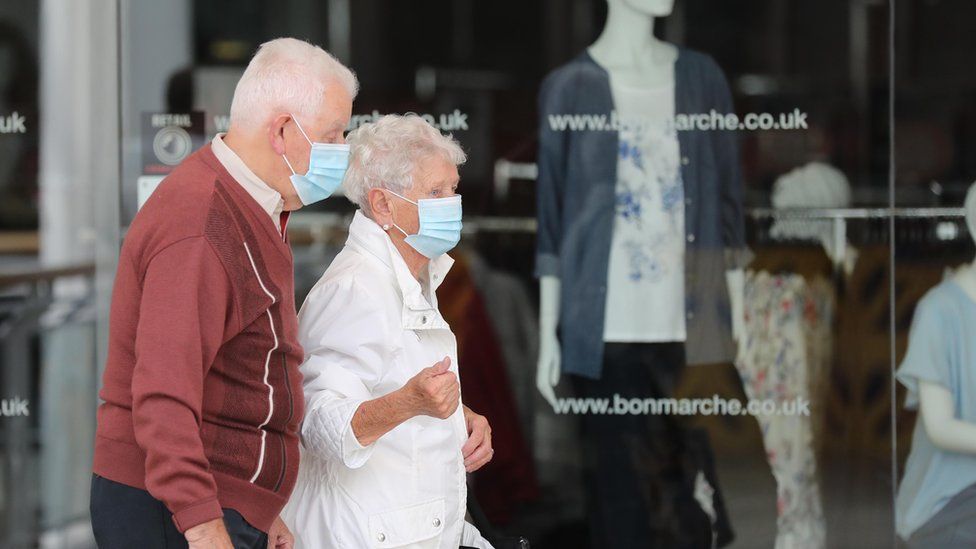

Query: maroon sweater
[93,145,304,534]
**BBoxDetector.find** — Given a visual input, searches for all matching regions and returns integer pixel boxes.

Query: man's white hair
[344,114,466,214]
[229,37,358,130]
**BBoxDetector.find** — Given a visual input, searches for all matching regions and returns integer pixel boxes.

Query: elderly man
[280,114,495,549]
[89,38,356,549]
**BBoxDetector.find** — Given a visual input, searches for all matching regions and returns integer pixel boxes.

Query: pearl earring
[382,224,390,231]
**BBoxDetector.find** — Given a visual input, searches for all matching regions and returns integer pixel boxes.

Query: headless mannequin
[917,184,976,452]
[536,0,746,406]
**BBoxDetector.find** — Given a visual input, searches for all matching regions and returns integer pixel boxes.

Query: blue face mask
[387,190,463,258]
[281,114,349,205]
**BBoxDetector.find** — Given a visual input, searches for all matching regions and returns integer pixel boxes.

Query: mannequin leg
[571,342,713,549]
[905,483,976,548]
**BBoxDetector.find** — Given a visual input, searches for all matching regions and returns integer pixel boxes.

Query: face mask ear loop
[289,113,314,145]
[282,114,311,175]
[383,189,418,237]
[281,153,297,175]
[386,189,419,206]
[391,223,411,238]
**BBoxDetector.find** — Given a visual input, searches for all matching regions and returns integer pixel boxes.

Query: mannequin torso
[532,5,744,545]
[916,185,976,454]
[917,262,976,454]
[536,0,746,403]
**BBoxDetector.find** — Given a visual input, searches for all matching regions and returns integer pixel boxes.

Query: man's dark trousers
[90,474,268,549]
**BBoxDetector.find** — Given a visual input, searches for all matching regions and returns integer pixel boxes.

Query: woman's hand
[349,357,459,447]
[462,406,494,472]
[402,357,460,419]
[267,516,294,549]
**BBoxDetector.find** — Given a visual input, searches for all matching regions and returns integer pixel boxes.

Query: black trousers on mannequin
[90,474,268,549]
[571,342,733,549]
[902,483,976,548]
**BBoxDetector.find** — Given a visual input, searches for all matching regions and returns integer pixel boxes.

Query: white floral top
[603,76,686,342]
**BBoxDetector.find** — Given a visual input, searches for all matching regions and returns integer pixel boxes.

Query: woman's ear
[367,188,394,226]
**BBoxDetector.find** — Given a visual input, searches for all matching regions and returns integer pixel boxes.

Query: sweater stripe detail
[243,240,279,483]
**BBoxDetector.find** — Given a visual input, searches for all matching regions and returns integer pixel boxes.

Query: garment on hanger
[464,255,584,516]
[465,251,539,435]
[896,280,976,540]
[535,47,748,378]
[438,254,539,524]
[736,271,831,549]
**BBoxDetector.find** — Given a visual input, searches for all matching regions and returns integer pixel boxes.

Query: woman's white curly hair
[343,114,466,215]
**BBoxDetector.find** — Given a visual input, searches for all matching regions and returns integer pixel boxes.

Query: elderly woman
[281,114,495,549]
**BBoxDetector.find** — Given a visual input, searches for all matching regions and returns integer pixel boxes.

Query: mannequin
[536,0,679,406]
[534,0,745,546]
[895,182,976,546]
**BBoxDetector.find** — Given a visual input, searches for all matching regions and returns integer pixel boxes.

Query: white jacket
[281,211,493,549]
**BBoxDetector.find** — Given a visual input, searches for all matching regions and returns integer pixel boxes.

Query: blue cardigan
[535,48,748,379]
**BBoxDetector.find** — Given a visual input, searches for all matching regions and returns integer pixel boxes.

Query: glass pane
[114,1,898,547]
[892,0,976,546]
[1,0,113,546]
[0,0,917,546]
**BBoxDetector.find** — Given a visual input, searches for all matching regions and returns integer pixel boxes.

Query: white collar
[346,210,454,330]
[211,133,284,227]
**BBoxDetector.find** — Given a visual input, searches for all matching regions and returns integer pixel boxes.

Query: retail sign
[213,114,230,134]
[141,112,206,174]
[138,111,206,209]
[0,111,27,134]
[0,396,30,417]
[348,109,470,132]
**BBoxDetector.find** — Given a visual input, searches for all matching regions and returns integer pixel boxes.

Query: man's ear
[268,113,291,156]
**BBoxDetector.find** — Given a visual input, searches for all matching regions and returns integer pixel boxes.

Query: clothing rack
[289,162,971,268]
[287,207,969,283]
[288,208,967,237]
[748,208,970,274]
[491,159,969,241]
[287,211,540,237]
